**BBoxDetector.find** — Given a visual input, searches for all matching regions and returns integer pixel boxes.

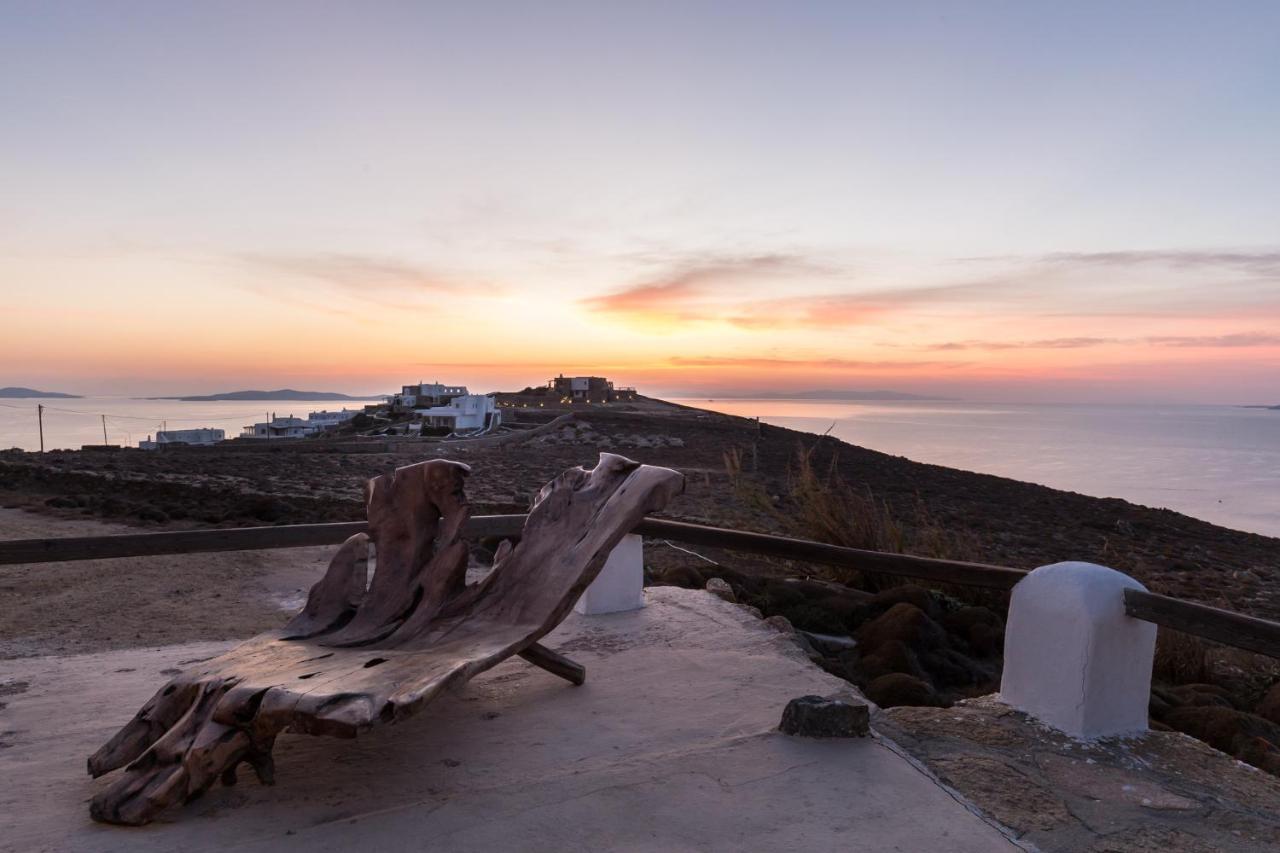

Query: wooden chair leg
[519,643,585,685]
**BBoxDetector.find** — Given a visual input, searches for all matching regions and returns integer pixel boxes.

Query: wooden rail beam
[0,515,527,565]
[1124,588,1280,660]
[636,518,1028,590]
[7,515,1280,661]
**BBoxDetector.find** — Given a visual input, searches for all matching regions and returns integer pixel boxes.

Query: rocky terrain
[2,397,1279,778]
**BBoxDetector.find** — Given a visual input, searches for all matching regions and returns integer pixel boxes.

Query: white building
[240,415,314,439]
[392,383,468,409]
[307,408,360,429]
[138,428,226,450]
[415,394,500,433]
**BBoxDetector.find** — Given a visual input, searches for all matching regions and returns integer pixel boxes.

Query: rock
[136,506,169,524]
[856,603,947,654]
[1163,705,1280,765]
[812,594,870,626]
[705,577,737,604]
[1168,683,1237,710]
[869,585,940,618]
[765,614,796,633]
[798,631,857,655]
[1236,735,1280,774]
[1149,690,1173,720]
[919,648,991,688]
[765,615,822,661]
[651,565,704,589]
[738,604,764,619]
[44,496,77,509]
[865,673,945,708]
[1257,682,1280,725]
[941,606,1004,656]
[858,639,927,682]
[778,695,869,737]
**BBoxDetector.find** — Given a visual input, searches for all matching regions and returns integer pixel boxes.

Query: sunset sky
[3,2,1278,403]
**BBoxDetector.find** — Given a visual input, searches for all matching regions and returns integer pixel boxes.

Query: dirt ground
[0,509,328,658]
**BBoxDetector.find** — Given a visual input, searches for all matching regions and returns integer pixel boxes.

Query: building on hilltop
[391,382,468,411]
[546,375,636,403]
[138,428,226,450]
[415,394,501,434]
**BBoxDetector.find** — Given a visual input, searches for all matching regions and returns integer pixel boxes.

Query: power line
[0,400,265,422]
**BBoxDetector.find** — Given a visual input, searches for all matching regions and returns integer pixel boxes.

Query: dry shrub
[781,444,981,592]
[786,444,904,553]
[1153,627,1210,684]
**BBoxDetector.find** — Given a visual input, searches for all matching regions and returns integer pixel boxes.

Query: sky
[2,1,1278,403]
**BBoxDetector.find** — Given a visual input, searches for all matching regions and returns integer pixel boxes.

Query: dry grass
[1153,627,1210,684]
[723,443,984,592]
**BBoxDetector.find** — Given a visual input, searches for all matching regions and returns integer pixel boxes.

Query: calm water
[672,398,1280,539]
[0,397,381,453]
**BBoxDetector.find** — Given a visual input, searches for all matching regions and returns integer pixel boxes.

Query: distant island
[0,386,81,398]
[1240,405,1280,411]
[146,389,380,402]
[712,389,951,402]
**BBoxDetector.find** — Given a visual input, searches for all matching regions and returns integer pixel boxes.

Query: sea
[0,396,382,454]
[671,398,1280,539]
[2,395,1277,539]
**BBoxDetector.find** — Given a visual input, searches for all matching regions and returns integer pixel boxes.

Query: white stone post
[999,561,1156,739]
[574,534,645,615]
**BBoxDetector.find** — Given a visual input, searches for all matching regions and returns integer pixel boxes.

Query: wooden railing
[2,514,1277,658]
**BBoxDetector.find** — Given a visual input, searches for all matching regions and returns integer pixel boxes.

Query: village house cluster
[239,409,363,440]
[136,375,633,449]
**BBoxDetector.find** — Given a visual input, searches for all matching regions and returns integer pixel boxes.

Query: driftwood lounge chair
[88,453,684,825]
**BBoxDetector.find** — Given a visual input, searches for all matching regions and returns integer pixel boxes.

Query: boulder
[1163,705,1280,762]
[651,565,705,589]
[765,614,796,634]
[865,673,945,709]
[778,695,869,738]
[857,640,927,682]
[857,603,947,654]
[1257,682,1280,725]
[705,577,737,604]
[869,585,940,618]
[941,606,1004,656]
[1168,683,1238,710]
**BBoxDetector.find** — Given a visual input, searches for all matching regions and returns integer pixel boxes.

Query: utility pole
[37,404,44,453]
[101,414,109,445]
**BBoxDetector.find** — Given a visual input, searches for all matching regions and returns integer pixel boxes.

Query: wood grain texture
[87,453,684,825]
[1124,588,1280,659]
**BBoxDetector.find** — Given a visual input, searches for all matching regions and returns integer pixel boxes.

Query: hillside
[0,387,80,398]
[147,388,377,402]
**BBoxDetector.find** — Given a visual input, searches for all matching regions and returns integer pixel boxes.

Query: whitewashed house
[392,383,468,410]
[307,408,360,429]
[416,394,500,433]
[138,428,225,450]
[240,415,314,439]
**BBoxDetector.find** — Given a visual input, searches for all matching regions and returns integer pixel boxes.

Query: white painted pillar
[574,534,644,615]
[999,561,1156,739]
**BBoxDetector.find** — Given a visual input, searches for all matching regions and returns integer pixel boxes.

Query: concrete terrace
[0,587,1016,853]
